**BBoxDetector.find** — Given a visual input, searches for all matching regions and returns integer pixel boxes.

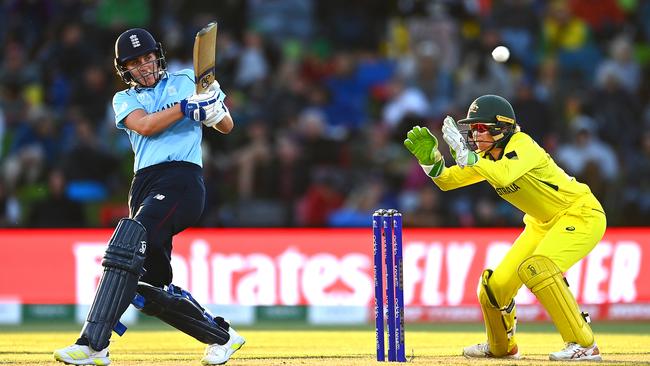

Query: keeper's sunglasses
[470,123,490,133]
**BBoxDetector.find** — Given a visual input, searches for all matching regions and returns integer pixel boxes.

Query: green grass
[1,322,650,365]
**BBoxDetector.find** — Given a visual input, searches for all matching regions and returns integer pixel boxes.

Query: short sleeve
[113,91,144,130]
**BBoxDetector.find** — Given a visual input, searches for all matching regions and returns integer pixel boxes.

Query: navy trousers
[128,161,205,287]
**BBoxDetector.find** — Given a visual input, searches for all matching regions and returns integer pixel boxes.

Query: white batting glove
[207,80,221,92]
[203,81,228,127]
[441,115,478,168]
[180,89,219,122]
[202,99,229,127]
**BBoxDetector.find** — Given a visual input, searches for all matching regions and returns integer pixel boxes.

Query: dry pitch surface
[1,323,649,365]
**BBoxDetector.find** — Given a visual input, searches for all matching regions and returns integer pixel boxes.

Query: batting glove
[180,89,219,122]
[202,99,229,128]
[404,125,445,178]
[441,115,478,168]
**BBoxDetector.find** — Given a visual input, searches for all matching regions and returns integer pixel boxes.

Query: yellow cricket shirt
[432,132,593,222]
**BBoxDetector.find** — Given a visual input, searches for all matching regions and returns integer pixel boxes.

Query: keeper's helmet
[457,94,519,153]
[114,28,167,87]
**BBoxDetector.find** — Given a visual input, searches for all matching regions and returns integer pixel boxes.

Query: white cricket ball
[492,46,510,63]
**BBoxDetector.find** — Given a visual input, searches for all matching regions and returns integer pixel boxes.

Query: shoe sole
[463,354,521,359]
[54,353,111,366]
[549,354,602,361]
[463,351,521,359]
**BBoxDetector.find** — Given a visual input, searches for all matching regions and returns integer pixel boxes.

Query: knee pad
[133,282,230,345]
[518,255,594,347]
[82,218,147,350]
[477,270,517,357]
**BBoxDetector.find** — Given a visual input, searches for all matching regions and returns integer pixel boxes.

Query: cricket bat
[193,21,218,94]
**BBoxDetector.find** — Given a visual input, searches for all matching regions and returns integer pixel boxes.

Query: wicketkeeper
[404,95,606,361]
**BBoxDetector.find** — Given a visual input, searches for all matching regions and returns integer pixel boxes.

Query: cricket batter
[54,28,244,365]
[404,95,605,361]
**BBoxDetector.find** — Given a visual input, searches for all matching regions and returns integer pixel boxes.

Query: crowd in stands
[1,0,649,228]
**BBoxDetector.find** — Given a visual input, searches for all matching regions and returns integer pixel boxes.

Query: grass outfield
[1,322,650,365]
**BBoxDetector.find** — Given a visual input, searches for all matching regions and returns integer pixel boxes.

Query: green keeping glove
[403,126,445,177]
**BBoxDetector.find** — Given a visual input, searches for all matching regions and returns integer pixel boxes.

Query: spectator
[621,130,650,225]
[402,187,446,227]
[2,108,57,191]
[296,169,344,227]
[554,116,618,200]
[296,109,344,168]
[61,117,119,202]
[26,169,86,227]
[587,61,641,150]
[323,52,370,131]
[0,179,20,227]
[491,0,541,74]
[69,65,113,130]
[543,0,601,84]
[0,40,40,87]
[233,120,272,200]
[265,133,310,225]
[235,30,269,88]
[594,36,640,94]
[328,179,385,227]
[511,80,552,144]
[382,77,429,129]
[455,28,514,109]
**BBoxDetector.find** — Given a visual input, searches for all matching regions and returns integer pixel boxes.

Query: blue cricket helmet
[114,28,167,86]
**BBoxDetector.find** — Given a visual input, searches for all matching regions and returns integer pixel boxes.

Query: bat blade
[193,21,218,94]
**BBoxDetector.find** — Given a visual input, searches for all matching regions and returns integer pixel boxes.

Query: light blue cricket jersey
[113,69,202,172]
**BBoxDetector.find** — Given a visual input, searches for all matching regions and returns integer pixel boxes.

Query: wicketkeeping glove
[403,125,445,178]
[441,115,478,168]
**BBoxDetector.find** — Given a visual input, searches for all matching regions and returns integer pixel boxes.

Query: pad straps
[81,218,147,351]
[133,282,230,345]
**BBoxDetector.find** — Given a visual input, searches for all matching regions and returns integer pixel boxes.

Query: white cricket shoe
[463,342,521,359]
[549,342,602,361]
[201,326,246,365]
[53,344,110,365]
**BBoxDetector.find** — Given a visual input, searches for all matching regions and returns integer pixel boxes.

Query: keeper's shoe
[53,344,110,365]
[201,326,246,365]
[549,342,602,361]
[463,342,521,359]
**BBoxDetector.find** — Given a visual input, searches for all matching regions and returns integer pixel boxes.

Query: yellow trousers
[487,194,607,310]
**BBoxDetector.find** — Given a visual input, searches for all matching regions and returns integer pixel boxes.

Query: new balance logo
[154,194,165,200]
[130,34,141,48]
